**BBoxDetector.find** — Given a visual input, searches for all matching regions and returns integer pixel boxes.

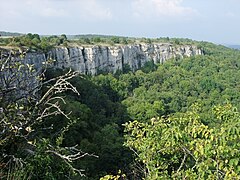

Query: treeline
[0,33,68,52]
[0,31,23,37]
[0,32,203,52]
[71,36,197,46]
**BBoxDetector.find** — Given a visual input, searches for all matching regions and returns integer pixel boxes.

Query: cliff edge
[1,43,203,75]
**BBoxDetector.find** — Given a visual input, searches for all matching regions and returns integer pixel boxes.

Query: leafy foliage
[0,33,69,52]
[0,50,88,179]
[124,104,240,179]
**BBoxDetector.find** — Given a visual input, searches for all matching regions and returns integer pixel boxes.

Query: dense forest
[0,35,240,179]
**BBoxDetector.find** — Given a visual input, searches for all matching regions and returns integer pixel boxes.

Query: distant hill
[0,31,23,37]
[227,45,240,50]
[66,34,127,40]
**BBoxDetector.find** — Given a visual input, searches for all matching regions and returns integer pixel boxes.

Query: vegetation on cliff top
[0,32,206,53]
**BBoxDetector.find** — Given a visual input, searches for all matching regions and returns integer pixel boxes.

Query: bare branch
[176,147,188,173]
[36,69,79,106]
[45,149,98,177]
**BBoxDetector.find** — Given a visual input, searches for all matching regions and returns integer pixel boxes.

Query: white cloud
[77,0,112,20]
[0,0,112,20]
[225,12,236,18]
[40,8,68,18]
[132,0,197,18]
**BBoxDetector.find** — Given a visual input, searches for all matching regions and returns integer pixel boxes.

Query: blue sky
[0,0,239,44]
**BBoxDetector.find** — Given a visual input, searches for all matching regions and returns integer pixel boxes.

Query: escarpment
[1,43,203,75]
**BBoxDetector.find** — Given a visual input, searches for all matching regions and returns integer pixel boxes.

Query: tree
[39,37,53,52]
[83,37,91,44]
[174,39,180,45]
[141,60,157,73]
[60,34,67,41]
[124,103,240,179]
[93,37,101,43]
[111,37,120,44]
[121,38,128,45]
[0,49,95,179]
[59,34,68,45]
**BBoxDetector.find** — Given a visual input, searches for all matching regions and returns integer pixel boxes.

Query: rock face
[9,43,203,75]
[47,43,202,75]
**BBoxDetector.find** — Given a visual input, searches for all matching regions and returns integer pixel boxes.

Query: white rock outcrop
[5,43,202,75]
[46,43,202,75]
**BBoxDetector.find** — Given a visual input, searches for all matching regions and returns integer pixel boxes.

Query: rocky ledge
[2,43,203,75]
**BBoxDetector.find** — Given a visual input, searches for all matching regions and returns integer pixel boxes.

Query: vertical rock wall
[4,43,202,75]
[47,43,202,75]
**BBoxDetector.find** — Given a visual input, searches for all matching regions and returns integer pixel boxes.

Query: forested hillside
[0,31,23,37]
[0,38,239,179]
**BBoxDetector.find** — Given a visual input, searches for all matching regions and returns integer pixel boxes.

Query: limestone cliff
[47,43,202,75]
[2,43,203,75]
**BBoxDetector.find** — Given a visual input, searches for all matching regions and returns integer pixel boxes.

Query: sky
[0,0,240,44]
